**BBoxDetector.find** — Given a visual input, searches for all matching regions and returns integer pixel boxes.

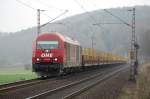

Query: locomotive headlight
[54,58,57,61]
[36,58,40,61]
[45,50,49,53]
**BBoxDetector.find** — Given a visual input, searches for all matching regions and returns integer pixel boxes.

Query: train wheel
[57,68,64,77]
[41,75,45,79]
[37,73,46,79]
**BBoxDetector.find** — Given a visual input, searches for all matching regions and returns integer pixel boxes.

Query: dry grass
[136,63,150,99]
[119,63,150,99]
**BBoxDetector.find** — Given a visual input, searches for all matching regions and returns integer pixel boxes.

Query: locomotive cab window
[37,41,58,49]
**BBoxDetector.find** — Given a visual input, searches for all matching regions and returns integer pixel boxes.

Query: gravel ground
[72,68,129,99]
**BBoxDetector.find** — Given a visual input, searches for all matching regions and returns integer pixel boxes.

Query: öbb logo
[41,53,52,57]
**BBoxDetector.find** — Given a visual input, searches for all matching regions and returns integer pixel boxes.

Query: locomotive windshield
[37,41,58,49]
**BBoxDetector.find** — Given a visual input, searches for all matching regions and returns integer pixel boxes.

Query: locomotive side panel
[64,42,81,68]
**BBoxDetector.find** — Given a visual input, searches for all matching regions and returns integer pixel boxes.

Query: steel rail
[0,79,38,88]
[0,78,54,93]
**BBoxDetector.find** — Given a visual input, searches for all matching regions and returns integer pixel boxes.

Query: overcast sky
[0,0,150,33]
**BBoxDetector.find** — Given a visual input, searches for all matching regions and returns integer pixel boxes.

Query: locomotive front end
[32,33,64,77]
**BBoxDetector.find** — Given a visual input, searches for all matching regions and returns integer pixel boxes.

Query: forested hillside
[0,6,150,66]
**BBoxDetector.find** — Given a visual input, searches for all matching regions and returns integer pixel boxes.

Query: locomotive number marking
[41,53,52,57]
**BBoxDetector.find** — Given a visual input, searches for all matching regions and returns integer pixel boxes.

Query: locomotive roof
[38,32,80,46]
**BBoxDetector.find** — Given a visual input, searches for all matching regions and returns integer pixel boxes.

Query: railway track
[26,65,128,99]
[0,78,40,89]
[0,78,44,93]
[0,76,56,94]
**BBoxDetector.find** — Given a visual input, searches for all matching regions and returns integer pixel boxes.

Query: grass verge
[0,69,37,84]
[118,63,150,99]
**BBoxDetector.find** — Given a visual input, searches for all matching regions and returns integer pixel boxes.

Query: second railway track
[0,78,44,93]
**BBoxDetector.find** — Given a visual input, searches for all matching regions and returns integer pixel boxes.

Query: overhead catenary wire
[103,9,131,27]
[36,0,78,23]
[73,0,113,49]
[85,0,131,31]
[16,0,69,29]
[73,0,111,34]
[73,0,97,23]
[36,0,82,33]
[40,10,68,28]
[73,0,99,33]
[36,0,66,12]
[87,0,127,25]
[16,0,52,19]
[16,0,35,10]
[73,0,101,49]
